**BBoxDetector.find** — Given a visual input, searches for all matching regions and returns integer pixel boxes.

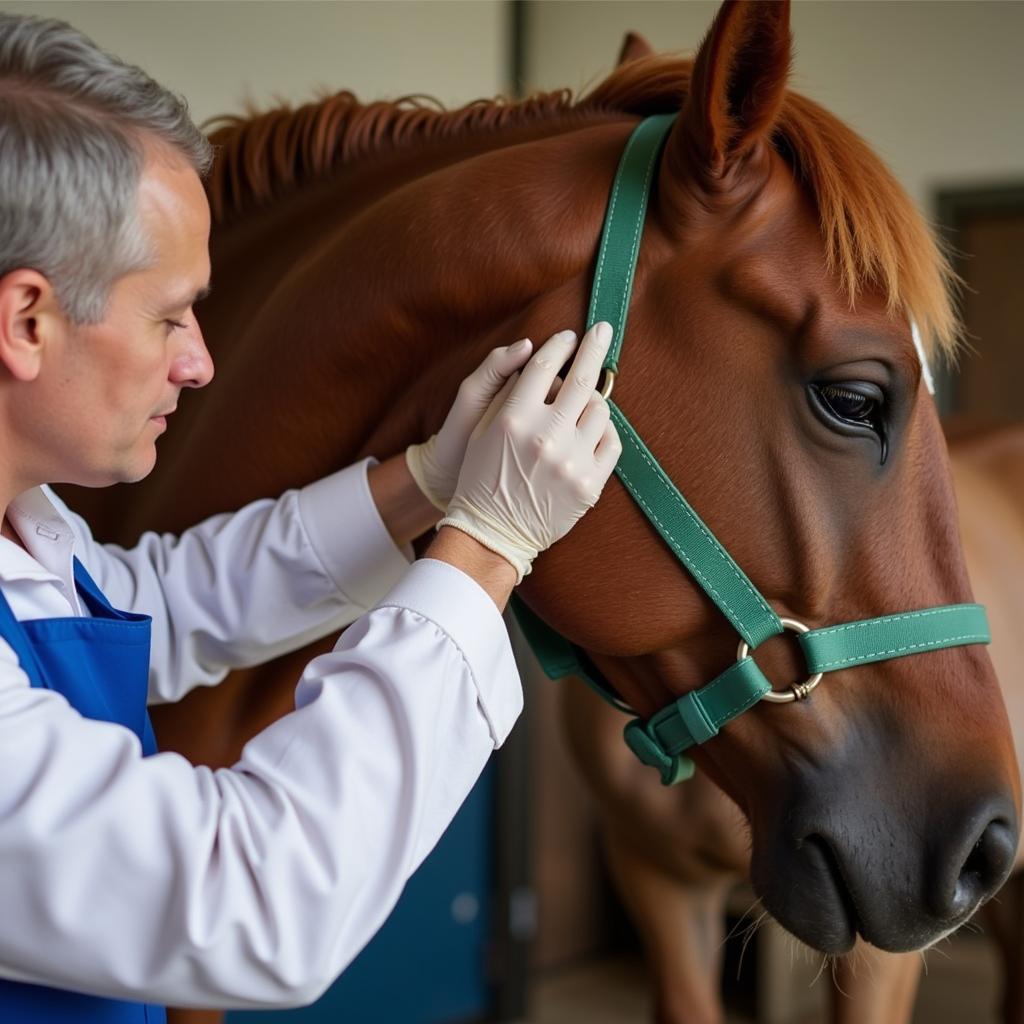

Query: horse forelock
[203,52,959,363]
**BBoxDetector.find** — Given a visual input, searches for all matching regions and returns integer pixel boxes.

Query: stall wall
[2,1,508,123]
[15,0,1021,212]
[525,0,1024,211]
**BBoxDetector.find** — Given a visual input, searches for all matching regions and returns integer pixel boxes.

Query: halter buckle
[598,367,616,401]
[736,617,824,704]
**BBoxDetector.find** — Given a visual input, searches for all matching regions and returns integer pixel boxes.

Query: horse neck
[203,111,634,473]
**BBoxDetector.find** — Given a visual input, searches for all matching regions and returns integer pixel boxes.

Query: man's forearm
[425,527,517,612]
[366,452,442,548]
[366,453,517,611]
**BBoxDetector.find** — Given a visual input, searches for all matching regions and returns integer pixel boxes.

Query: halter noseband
[511,114,989,785]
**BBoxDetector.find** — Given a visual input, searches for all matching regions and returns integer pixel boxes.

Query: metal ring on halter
[598,367,616,401]
[736,617,824,704]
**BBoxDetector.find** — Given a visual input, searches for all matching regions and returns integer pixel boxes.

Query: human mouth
[151,406,176,430]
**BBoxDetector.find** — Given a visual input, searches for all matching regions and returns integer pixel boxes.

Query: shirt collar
[0,486,78,595]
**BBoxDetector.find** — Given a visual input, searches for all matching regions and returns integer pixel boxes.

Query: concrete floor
[524,927,1001,1023]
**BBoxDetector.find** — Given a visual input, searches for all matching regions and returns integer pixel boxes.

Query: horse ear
[668,0,791,183]
[617,31,655,66]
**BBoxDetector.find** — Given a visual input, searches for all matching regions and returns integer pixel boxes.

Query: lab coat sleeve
[44,456,416,705]
[0,556,523,1008]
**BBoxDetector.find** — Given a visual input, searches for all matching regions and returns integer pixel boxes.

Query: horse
[59,2,1020,1021]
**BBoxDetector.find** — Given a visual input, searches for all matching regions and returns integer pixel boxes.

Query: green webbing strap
[514,596,992,787]
[800,603,990,673]
[625,604,992,785]
[510,594,634,714]
[584,110,782,647]
[587,113,676,374]
[509,594,579,681]
[608,401,784,649]
[623,658,772,784]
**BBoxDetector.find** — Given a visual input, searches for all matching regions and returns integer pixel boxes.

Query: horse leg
[981,872,1024,1024]
[604,829,732,1024]
[560,680,747,1024]
[829,942,921,1024]
[168,1010,221,1024]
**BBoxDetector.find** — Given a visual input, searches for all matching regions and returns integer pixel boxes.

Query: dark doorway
[936,184,1024,422]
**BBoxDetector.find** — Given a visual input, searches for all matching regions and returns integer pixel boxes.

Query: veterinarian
[0,13,621,1019]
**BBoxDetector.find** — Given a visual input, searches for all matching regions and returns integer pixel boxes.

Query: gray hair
[0,13,213,324]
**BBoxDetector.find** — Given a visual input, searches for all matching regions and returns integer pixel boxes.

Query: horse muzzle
[752,777,1019,954]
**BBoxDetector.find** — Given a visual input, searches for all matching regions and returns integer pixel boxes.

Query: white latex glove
[405,339,536,511]
[437,322,622,584]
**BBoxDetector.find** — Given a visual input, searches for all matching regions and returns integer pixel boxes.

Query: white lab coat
[0,456,523,1008]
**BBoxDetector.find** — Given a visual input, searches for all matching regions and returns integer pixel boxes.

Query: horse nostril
[799,832,861,937]
[940,814,1017,922]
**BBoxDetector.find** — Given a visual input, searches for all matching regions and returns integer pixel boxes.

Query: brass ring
[736,617,824,704]
[598,367,616,401]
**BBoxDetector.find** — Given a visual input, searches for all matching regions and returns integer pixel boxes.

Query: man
[0,12,621,1021]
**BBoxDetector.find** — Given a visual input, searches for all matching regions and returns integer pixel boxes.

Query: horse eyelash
[821,384,873,404]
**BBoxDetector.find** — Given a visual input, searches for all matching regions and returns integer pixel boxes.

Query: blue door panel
[229,766,493,1023]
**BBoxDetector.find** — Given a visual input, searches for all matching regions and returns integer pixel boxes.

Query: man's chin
[99,450,158,488]
[59,444,158,490]
[123,451,158,484]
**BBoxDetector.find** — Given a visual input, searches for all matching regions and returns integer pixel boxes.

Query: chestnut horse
[60,2,1019,1021]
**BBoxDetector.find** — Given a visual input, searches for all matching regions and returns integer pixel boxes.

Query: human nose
[169,312,215,389]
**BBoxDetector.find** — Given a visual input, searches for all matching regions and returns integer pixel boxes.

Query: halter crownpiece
[511,115,990,785]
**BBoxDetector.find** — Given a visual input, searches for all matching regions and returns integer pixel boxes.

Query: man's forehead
[130,140,212,311]
[136,141,210,239]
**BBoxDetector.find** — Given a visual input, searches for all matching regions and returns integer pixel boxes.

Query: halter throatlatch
[511,114,990,785]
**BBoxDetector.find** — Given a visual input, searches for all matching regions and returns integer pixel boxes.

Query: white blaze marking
[911,319,936,395]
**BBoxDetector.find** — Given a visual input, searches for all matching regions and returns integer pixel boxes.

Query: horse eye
[819,384,877,423]
[809,381,889,464]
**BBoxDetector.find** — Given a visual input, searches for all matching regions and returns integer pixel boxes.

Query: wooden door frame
[934,182,1024,417]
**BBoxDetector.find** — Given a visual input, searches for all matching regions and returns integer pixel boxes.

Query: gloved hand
[437,322,621,584]
[405,339,536,511]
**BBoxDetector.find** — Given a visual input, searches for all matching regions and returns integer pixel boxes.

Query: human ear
[0,269,65,382]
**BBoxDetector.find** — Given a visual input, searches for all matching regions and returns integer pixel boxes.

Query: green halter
[510,114,990,785]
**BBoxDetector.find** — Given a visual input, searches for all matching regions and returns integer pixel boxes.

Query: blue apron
[0,556,167,1023]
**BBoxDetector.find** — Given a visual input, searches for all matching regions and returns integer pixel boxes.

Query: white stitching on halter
[910,319,935,395]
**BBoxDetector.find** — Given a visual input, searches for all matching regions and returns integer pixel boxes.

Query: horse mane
[204,56,960,359]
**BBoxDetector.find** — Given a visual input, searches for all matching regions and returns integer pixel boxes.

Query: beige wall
[10,0,1020,213]
[525,0,1024,211]
[2,1,508,125]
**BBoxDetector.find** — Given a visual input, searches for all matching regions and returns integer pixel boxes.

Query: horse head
[517,1,1020,953]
